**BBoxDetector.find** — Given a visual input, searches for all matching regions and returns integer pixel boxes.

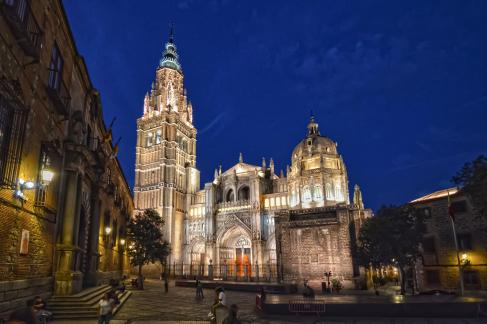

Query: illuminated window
[325,183,333,200]
[270,198,275,207]
[147,132,153,146]
[303,186,312,202]
[313,185,323,201]
[155,130,161,144]
[265,199,269,208]
[335,182,343,201]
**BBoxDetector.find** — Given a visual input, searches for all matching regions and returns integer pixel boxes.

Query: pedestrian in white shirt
[218,287,227,306]
[98,293,114,324]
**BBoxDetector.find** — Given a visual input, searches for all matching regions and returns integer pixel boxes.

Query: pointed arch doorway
[219,225,252,279]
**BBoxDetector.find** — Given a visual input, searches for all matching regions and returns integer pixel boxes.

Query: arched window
[226,189,235,202]
[325,183,333,200]
[302,186,312,202]
[314,185,323,201]
[237,186,250,200]
[147,132,153,146]
[335,182,343,201]
[155,130,161,144]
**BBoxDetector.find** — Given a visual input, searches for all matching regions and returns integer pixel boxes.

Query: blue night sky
[64,0,487,211]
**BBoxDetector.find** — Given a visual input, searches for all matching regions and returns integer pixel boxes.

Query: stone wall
[412,191,487,292]
[0,277,52,316]
[276,207,359,288]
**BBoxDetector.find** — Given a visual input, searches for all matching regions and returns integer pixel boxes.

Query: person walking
[98,293,114,324]
[164,276,169,293]
[218,287,227,306]
[223,304,241,324]
[196,279,204,299]
[33,296,52,324]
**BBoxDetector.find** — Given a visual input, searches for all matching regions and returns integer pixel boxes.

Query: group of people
[8,296,52,324]
[205,285,241,324]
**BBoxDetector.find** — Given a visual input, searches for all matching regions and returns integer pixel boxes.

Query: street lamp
[104,227,112,244]
[14,168,55,201]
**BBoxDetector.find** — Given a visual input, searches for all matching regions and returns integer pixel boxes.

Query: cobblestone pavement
[51,279,485,324]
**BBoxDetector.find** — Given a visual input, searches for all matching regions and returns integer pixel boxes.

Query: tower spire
[159,23,182,72]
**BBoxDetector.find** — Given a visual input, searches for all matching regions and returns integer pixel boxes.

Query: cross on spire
[169,22,175,43]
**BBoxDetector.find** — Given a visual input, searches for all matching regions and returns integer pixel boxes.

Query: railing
[288,299,326,315]
[1,0,42,58]
[171,262,279,282]
[217,200,251,213]
[46,78,70,116]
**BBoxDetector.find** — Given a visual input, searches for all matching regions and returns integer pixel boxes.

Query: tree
[452,155,487,224]
[357,205,426,295]
[127,209,170,289]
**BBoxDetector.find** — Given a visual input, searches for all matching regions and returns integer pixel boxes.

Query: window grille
[0,95,28,188]
[48,44,63,90]
[34,145,50,206]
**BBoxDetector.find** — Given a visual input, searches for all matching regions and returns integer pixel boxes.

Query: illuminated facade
[0,0,133,315]
[135,34,371,286]
[133,31,199,265]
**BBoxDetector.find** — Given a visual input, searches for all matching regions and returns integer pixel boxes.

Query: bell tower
[134,29,200,264]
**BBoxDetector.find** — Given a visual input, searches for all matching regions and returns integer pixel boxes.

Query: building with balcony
[410,188,487,292]
[0,0,133,315]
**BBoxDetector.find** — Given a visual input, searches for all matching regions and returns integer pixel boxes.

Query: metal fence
[169,263,279,282]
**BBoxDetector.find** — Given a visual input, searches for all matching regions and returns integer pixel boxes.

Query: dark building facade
[0,0,133,315]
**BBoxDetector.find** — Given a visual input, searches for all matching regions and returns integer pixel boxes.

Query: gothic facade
[134,35,372,286]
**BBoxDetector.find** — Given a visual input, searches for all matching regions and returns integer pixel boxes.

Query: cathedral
[133,33,372,287]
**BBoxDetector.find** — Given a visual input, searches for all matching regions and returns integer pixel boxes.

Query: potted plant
[332,279,342,294]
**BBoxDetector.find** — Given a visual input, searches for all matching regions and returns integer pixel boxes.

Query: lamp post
[104,227,112,244]
[14,167,55,201]
[447,190,464,296]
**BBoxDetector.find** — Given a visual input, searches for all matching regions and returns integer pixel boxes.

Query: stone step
[50,290,131,320]
[50,284,110,299]
[49,285,111,303]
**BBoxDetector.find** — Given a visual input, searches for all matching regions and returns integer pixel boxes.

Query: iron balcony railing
[46,77,70,116]
[1,0,42,59]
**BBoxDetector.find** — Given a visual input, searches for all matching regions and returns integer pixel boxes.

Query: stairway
[47,285,131,320]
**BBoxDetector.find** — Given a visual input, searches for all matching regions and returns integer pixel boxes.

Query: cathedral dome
[291,116,337,161]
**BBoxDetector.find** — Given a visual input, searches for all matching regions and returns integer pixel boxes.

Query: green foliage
[127,209,171,271]
[331,278,342,290]
[358,205,425,268]
[357,205,426,294]
[452,155,487,221]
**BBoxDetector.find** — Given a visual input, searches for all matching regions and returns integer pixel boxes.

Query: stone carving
[68,110,85,145]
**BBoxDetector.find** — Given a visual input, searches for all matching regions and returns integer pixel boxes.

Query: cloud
[199,112,226,136]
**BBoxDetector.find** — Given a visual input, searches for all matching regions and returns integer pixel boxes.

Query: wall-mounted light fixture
[103,226,112,244]
[14,168,55,201]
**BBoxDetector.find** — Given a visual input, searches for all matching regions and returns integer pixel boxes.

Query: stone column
[55,168,83,295]
[84,188,102,287]
[208,259,213,280]
[255,261,260,282]
[223,260,228,281]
